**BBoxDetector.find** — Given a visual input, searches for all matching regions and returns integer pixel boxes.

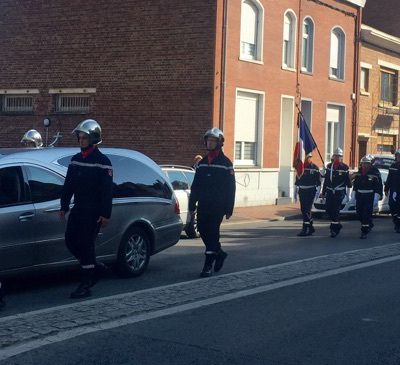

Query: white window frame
[325,103,346,162]
[301,16,315,74]
[234,88,265,168]
[360,67,370,94]
[329,27,346,81]
[282,9,297,71]
[239,0,264,63]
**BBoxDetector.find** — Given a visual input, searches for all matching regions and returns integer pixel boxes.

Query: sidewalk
[229,202,301,223]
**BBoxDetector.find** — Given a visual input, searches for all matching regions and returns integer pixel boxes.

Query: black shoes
[200,254,216,277]
[70,282,91,299]
[214,250,228,272]
[360,232,368,239]
[0,287,5,310]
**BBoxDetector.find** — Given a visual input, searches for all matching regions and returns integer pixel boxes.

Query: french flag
[293,113,317,177]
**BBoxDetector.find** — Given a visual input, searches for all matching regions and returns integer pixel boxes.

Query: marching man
[384,149,400,232]
[320,148,351,238]
[352,156,382,239]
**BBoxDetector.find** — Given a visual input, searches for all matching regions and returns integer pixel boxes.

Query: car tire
[185,214,200,239]
[116,226,151,278]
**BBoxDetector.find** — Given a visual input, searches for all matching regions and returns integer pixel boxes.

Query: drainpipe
[351,6,362,168]
[219,0,228,132]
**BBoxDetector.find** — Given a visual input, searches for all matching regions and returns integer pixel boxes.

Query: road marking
[1,253,400,361]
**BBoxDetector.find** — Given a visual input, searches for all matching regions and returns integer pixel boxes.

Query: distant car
[0,147,183,278]
[161,165,199,238]
[312,168,389,216]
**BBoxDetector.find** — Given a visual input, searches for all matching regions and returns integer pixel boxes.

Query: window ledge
[329,76,345,83]
[360,91,370,96]
[378,102,399,109]
[281,66,296,73]
[301,70,313,76]
[238,57,264,65]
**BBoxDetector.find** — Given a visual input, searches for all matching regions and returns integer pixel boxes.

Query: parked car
[312,169,389,216]
[161,165,199,238]
[0,147,183,278]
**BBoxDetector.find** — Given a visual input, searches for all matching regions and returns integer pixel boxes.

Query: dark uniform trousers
[299,188,316,223]
[326,189,345,232]
[389,193,400,226]
[356,192,374,233]
[197,209,225,253]
[385,162,400,229]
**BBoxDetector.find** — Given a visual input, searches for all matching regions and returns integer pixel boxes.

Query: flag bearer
[320,148,352,238]
[384,150,400,232]
[352,156,382,239]
[295,153,321,236]
[189,128,236,277]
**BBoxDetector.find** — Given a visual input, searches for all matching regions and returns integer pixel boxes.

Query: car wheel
[185,214,200,239]
[116,226,150,277]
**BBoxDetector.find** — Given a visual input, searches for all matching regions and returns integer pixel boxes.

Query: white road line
[1,254,400,361]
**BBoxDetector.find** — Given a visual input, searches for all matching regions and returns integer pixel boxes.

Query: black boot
[0,285,5,310]
[297,223,308,237]
[308,222,315,235]
[70,269,95,299]
[200,254,216,278]
[214,249,228,272]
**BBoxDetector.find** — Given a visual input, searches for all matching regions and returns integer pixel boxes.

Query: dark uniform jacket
[384,161,400,194]
[188,151,236,216]
[352,168,383,197]
[295,163,321,189]
[322,162,352,194]
[61,147,113,219]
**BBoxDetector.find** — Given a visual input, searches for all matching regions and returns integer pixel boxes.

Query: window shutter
[241,1,258,46]
[330,31,339,70]
[283,15,291,41]
[327,106,340,123]
[235,92,258,143]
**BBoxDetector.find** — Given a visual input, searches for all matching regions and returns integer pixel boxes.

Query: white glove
[350,191,356,203]
[341,194,349,205]
[314,186,321,201]
[393,192,397,202]
[374,193,379,206]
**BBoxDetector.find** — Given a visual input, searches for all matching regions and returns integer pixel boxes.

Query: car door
[24,165,72,265]
[166,170,190,225]
[0,165,35,271]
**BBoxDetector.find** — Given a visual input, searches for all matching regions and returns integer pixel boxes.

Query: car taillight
[174,200,180,215]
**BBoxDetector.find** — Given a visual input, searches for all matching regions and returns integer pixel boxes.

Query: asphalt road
[1,216,399,317]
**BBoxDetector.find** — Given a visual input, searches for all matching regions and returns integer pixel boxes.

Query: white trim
[238,57,264,65]
[344,0,365,7]
[361,25,400,54]
[0,89,39,95]
[48,88,96,94]
[360,62,372,69]
[301,16,315,74]
[282,9,297,70]
[329,26,346,82]
[278,94,295,171]
[378,60,400,72]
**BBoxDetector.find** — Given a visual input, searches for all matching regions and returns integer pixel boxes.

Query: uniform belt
[298,185,316,189]
[327,186,345,191]
[357,189,374,193]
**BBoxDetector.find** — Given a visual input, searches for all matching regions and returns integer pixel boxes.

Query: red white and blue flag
[293,113,317,177]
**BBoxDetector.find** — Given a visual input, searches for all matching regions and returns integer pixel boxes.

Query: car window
[0,166,26,207]
[26,166,64,203]
[167,171,189,190]
[108,154,172,199]
[182,171,195,187]
[57,156,73,167]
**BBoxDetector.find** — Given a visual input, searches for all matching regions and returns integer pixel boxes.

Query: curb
[222,213,302,225]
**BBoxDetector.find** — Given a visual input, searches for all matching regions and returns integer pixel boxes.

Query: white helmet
[333,147,343,157]
[360,156,372,164]
[72,119,102,145]
[20,129,43,147]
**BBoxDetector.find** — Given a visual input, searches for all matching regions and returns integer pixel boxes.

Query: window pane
[241,0,258,59]
[244,142,256,160]
[27,166,64,203]
[0,167,25,206]
[167,171,189,190]
[108,155,172,199]
[235,142,242,160]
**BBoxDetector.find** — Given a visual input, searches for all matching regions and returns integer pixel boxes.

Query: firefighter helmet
[360,156,372,164]
[203,128,224,146]
[20,129,43,147]
[333,147,343,157]
[72,119,102,145]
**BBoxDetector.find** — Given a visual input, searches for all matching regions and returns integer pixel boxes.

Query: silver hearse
[0,147,183,278]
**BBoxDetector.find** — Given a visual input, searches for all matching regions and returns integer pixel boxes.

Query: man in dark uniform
[321,147,352,238]
[295,152,321,236]
[384,149,400,232]
[60,119,113,299]
[352,156,383,239]
[189,128,236,277]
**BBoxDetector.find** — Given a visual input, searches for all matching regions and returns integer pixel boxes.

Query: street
[1,216,400,364]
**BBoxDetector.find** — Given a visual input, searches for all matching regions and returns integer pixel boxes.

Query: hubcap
[125,234,147,271]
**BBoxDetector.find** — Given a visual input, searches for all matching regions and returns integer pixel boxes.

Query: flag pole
[295,104,325,167]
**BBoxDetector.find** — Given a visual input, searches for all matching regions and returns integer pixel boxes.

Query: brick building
[358,25,400,156]
[0,0,365,206]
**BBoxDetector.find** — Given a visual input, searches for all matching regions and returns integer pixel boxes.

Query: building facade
[0,0,365,206]
[359,25,400,157]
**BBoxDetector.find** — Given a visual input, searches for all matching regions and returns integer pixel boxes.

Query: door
[25,165,71,265]
[358,140,367,161]
[0,166,35,270]
[166,170,190,225]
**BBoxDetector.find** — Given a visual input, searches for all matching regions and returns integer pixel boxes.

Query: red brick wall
[0,0,217,165]
[222,0,359,167]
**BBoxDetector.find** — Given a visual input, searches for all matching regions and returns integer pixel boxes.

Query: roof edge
[344,0,366,8]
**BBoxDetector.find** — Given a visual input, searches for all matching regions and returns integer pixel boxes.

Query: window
[108,155,172,199]
[301,17,314,73]
[360,67,369,93]
[26,166,64,203]
[56,94,90,113]
[234,91,263,166]
[166,171,189,190]
[380,68,398,106]
[300,99,312,129]
[330,28,345,80]
[1,95,33,113]
[326,105,345,161]
[0,167,26,207]
[283,10,296,69]
[240,0,263,61]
